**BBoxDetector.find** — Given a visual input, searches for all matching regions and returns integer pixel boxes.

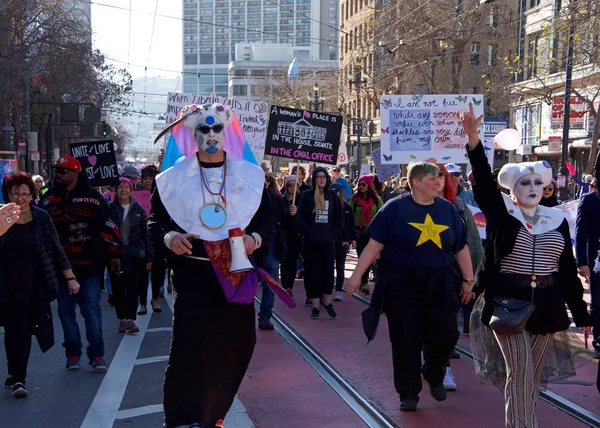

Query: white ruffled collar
[502,193,564,235]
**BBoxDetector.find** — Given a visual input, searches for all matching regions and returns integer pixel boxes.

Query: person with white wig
[148,103,296,428]
[462,103,591,428]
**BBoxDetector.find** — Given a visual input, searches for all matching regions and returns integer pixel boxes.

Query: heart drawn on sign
[88,155,97,166]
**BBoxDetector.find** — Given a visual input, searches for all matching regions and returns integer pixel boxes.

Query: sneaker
[323,302,337,318]
[400,397,418,411]
[305,297,312,306]
[4,375,14,389]
[12,382,27,398]
[126,320,140,334]
[66,356,81,370]
[117,320,127,333]
[215,420,224,428]
[91,357,108,372]
[310,307,320,319]
[429,383,447,401]
[258,320,274,331]
[359,284,370,295]
[443,367,457,391]
[333,292,342,301]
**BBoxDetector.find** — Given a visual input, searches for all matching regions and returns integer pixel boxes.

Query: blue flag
[288,57,299,79]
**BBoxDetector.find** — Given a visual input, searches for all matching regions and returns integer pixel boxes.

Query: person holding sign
[345,160,475,412]
[463,103,591,428]
[148,103,296,428]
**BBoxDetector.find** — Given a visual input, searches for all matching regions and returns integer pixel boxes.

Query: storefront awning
[572,138,593,149]
[533,145,561,156]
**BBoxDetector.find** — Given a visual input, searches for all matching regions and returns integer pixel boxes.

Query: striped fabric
[499,227,564,276]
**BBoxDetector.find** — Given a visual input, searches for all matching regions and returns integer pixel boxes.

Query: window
[184,54,197,65]
[234,69,247,76]
[470,42,480,65]
[233,85,248,96]
[471,87,479,94]
[529,0,541,9]
[215,53,229,64]
[527,33,540,79]
[487,45,497,67]
[200,54,214,64]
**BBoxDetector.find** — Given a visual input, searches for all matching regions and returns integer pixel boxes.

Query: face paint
[513,172,544,208]
[195,115,225,155]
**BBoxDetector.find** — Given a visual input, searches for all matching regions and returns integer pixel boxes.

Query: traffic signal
[368,121,376,136]
[100,121,112,137]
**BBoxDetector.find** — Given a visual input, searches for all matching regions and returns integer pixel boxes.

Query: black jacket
[109,197,154,266]
[42,175,123,278]
[575,149,600,268]
[340,201,356,243]
[468,141,591,334]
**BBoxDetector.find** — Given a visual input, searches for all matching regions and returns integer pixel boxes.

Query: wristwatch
[66,276,77,282]
[463,279,473,286]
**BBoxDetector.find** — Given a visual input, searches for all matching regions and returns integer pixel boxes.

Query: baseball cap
[444,163,462,174]
[56,156,82,172]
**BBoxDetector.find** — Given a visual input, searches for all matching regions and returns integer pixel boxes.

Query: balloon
[494,129,521,151]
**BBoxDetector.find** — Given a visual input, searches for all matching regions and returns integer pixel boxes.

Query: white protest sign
[555,200,579,246]
[337,129,348,165]
[379,94,484,165]
[467,204,487,240]
[166,92,269,162]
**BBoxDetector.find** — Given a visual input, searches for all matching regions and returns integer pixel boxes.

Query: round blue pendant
[199,203,227,230]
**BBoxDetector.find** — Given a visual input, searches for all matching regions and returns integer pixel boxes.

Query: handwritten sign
[372,148,401,179]
[265,106,342,165]
[70,140,119,186]
[379,94,484,164]
[483,119,507,166]
[166,92,269,162]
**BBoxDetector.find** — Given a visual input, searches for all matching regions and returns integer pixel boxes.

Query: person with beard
[540,179,559,207]
[297,167,344,319]
[149,103,295,428]
[41,156,123,372]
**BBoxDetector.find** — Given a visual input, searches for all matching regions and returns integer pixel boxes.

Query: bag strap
[530,235,536,303]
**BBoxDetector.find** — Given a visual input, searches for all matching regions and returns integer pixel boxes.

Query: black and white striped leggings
[494,331,551,428]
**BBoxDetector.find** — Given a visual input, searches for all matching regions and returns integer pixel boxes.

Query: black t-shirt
[366,194,467,269]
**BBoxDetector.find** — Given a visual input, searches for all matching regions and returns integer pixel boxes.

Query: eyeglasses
[358,182,367,186]
[56,167,72,175]
[11,192,31,200]
[197,124,224,134]
[333,168,340,172]
[449,173,461,178]
[286,183,295,187]
[543,186,554,191]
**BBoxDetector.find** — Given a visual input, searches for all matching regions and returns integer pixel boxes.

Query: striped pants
[494,331,551,428]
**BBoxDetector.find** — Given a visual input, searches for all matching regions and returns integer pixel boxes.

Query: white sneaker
[333,292,342,301]
[443,367,457,391]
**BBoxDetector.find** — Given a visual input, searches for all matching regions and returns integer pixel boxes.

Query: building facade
[182,0,339,97]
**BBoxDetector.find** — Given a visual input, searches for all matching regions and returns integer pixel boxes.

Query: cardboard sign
[372,147,401,179]
[265,106,342,165]
[379,94,484,164]
[166,92,269,162]
[70,140,119,186]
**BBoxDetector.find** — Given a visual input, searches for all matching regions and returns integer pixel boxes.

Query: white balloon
[494,129,521,151]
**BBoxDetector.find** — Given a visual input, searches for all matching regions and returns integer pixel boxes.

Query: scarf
[356,196,375,229]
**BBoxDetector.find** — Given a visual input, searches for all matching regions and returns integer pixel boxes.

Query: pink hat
[118,177,133,190]
[358,175,375,188]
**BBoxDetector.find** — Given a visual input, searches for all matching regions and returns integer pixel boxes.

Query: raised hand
[459,102,484,149]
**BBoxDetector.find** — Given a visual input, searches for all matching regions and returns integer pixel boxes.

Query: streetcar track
[351,293,600,428]
[254,297,397,428]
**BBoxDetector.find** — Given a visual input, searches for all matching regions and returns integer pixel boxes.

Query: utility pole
[558,0,576,202]
[349,64,367,179]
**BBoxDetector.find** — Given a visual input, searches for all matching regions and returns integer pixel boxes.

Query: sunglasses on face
[358,182,367,186]
[450,173,461,178]
[543,186,553,191]
[286,183,295,187]
[197,124,224,134]
[333,169,340,172]
[56,168,71,175]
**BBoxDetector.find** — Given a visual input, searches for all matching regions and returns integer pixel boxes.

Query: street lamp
[310,82,324,112]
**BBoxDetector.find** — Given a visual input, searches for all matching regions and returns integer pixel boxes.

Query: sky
[91,0,182,80]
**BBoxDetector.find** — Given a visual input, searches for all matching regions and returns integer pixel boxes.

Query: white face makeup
[513,173,544,208]
[195,116,225,155]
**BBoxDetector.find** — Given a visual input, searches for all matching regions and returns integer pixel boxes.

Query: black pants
[111,269,140,320]
[281,239,301,290]
[303,242,335,299]
[150,238,167,300]
[137,266,150,307]
[356,229,371,284]
[2,304,33,384]
[590,271,600,350]
[334,241,348,292]
[383,282,460,399]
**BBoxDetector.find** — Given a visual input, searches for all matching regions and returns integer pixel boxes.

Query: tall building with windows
[182,0,339,96]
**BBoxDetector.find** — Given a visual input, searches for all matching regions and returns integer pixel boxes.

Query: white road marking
[115,404,163,420]
[145,326,172,333]
[135,355,169,366]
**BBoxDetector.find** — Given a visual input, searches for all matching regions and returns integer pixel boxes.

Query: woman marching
[462,103,591,428]
[280,175,301,296]
[540,179,559,207]
[297,167,345,319]
[346,161,475,411]
[349,175,383,294]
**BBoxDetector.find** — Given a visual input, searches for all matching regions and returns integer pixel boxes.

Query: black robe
[148,163,274,428]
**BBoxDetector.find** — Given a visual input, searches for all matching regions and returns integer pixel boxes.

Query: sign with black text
[70,140,119,186]
[265,106,342,165]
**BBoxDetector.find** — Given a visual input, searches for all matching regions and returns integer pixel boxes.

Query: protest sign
[483,119,507,166]
[166,92,269,162]
[467,204,487,240]
[265,106,342,165]
[372,148,401,179]
[379,94,484,164]
[70,140,119,186]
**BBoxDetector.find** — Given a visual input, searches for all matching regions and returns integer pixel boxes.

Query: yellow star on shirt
[408,214,449,249]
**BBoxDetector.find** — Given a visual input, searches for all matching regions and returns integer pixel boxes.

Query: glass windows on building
[233,85,248,96]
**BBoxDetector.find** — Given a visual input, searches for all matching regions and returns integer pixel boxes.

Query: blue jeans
[258,245,280,323]
[57,276,105,360]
